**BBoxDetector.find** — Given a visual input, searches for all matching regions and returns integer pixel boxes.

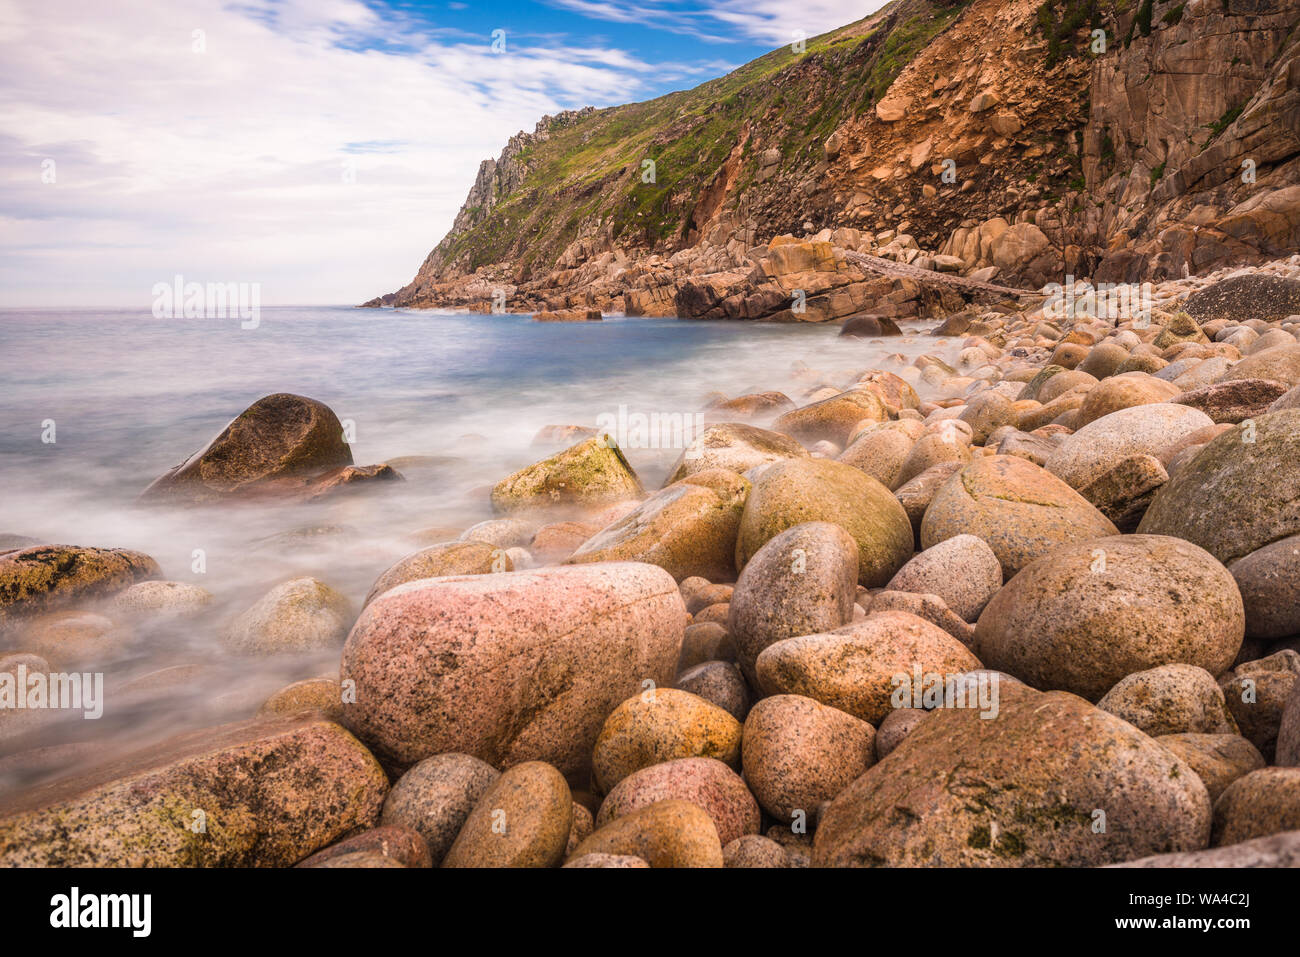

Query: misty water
[0,306,965,795]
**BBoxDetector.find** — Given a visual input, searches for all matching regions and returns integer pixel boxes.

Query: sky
[0,0,879,307]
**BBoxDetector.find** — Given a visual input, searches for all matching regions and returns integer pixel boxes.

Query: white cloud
[0,0,723,306]
[546,0,884,45]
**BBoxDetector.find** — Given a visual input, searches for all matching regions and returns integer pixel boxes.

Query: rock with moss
[0,545,160,634]
[0,714,388,866]
[140,393,356,503]
[490,436,644,514]
[813,685,1212,867]
[1139,409,1300,565]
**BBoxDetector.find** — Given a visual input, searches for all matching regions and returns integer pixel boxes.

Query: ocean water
[0,306,962,792]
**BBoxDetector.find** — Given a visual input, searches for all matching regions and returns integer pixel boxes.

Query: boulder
[1229,534,1300,639]
[364,542,508,606]
[727,522,858,686]
[1213,768,1300,846]
[0,715,387,866]
[974,535,1244,701]
[221,578,353,655]
[1173,379,1291,424]
[756,611,981,725]
[595,757,758,846]
[741,694,875,823]
[1045,404,1214,490]
[772,389,888,447]
[380,753,500,865]
[736,458,912,587]
[1097,665,1238,737]
[442,762,573,868]
[663,423,807,484]
[1157,734,1265,804]
[590,689,742,793]
[570,799,723,868]
[340,563,686,775]
[920,456,1118,578]
[1183,275,1300,325]
[140,393,356,502]
[0,545,160,633]
[885,534,1001,621]
[567,470,749,582]
[1139,409,1300,565]
[813,687,1211,867]
[490,436,643,514]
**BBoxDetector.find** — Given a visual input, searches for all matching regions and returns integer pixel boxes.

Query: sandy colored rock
[736,457,912,587]
[0,714,387,866]
[591,688,742,793]
[1220,343,1300,387]
[674,660,749,721]
[1157,733,1265,804]
[723,834,789,867]
[110,580,212,619]
[836,423,916,489]
[1045,403,1213,490]
[1097,664,1238,737]
[813,686,1211,867]
[258,676,343,722]
[1213,768,1300,847]
[1076,454,1169,532]
[571,799,722,867]
[341,563,686,775]
[727,521,857,686]
[442,761,573,868]
[380,753,500,865]
[773,389,888,447]
[975,535,1244,701]
[742,694,875,823]
[1174,378,1291,424]
[567,470,748,581]
[562,852,650,868]
[364,541,508,606]
[1139,409,1300,565]
[664,423,807,484]
[1113,829,1300,867]
[920,455,1118,578]
[222,577,353,655]
[596,757,758,845]
[885,534,1001,621]
[756,611,981,725]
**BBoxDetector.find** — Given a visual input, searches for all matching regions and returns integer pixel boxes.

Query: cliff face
[372,0,1300,315]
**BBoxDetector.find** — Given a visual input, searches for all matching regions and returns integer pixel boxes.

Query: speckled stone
[886,534,1002,620]
[0,714,388,866]
[723,834,789,868]
[1212,767,1300,846]
[571,799,723,867]
[591,689,742,793]
[975,535,1244,701]
[727,521,858,685]
[674,660,749,721]
[814,686,1211,867]
[756,611,981,725]
[221,577,353,655]
[742,694,875,823]
[442,761,573,868]
[1157,733,1265,803]
[364,542,509,605]
[1097,664,1239,737]
[341,563,686,776]
[596,757,758,845]
[297,825,432,868]
[0,545,160,634]
[380,753,500,865]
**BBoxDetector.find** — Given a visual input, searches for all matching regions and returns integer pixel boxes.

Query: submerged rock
[0,545,160,633]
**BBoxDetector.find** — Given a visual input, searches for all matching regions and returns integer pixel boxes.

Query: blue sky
[0,0,876,306]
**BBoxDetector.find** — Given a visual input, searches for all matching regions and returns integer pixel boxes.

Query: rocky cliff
[369,0,1300,318]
